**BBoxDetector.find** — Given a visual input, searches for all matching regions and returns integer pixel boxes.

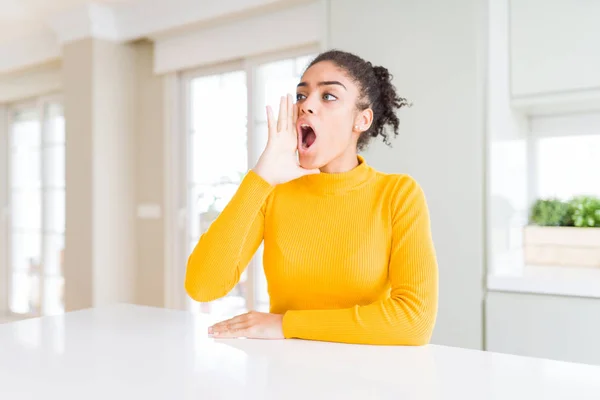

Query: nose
[300,95,317,115]
[300,104,314,114]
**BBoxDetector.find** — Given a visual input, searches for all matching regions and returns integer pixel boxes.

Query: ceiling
[0,0,138,43]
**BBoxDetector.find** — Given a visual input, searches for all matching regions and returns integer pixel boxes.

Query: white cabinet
[486,291,600,366]
[510,0,600,98]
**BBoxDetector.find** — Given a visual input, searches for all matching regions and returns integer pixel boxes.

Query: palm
[254,94,319,185]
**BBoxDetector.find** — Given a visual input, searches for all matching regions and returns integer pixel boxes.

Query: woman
[185,50,438,345]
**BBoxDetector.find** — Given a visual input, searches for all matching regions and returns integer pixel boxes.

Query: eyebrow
[297,81,347,90]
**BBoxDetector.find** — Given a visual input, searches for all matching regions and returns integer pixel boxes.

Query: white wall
[135,42,166,307]
[63,38,138,310]
[487,291,600,366]
[92,39,138,306]
[329,0,487,350]
[510,0,600,97]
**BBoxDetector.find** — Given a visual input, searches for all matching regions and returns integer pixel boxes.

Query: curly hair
[306,50,411,151]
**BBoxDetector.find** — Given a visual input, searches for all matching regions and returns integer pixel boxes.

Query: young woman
[185,50,439,345]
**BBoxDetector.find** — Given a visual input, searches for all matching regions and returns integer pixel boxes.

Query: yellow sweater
[185,155,438,345]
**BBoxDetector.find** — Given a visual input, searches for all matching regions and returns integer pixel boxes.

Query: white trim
[163,73,187,310]
[0,33,60,75]
[0,105,8,314]
[119,0,300,41]
[525,118,537,209]
[153,1,323,74]
[529,111,600,138]
[180,60,246,82]
[487,265,600,299]
[244,59,257,311]
[512,89,600,117]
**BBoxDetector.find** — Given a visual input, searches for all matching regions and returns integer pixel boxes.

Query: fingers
[277,96,286,132]
[287,93,294,133]
[266,106,276,139]
[209,315,243,332]
[209,313,252,337]
[293,100,298,129]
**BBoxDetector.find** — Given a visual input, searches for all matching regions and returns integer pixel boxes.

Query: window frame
[3,93,64,319]
[527,111,600,204]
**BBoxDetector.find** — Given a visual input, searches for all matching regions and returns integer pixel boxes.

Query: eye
[323,93,337,101]
[296,93,306,101]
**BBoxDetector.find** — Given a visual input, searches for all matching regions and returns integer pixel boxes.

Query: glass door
[7,100,65,317]
[185,69,249,316]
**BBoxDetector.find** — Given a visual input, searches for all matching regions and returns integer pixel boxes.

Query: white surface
[488,250,600,299]
[1,304,600,399]
[510,0,600,97]
[330,0,485,350]
[488,265,600,299]
[487,291,600,366]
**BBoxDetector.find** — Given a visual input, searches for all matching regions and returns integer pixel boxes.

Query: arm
[282,177,439,345]
[184,170,274,302]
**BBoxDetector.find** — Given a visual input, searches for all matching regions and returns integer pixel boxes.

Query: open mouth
[300,123,317,149]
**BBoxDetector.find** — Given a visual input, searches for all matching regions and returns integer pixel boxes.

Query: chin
[298,153,322,170]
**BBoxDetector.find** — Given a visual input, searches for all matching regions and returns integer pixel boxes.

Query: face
[295,61,373,171]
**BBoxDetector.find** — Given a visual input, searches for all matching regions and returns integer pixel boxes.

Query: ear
[352,108,374,134]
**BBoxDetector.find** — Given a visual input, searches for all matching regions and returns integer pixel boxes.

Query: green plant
[529,198,571,226]
[569,196,600,227]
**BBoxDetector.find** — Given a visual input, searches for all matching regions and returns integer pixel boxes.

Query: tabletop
[1,304,599,399]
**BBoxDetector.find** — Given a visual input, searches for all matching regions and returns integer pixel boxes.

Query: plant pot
[523,226,600,267]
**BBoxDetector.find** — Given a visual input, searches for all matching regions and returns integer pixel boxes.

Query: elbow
[184,277,220,303]
[386,299,437,346]
[383,324,433,346]
[184,254,229,303]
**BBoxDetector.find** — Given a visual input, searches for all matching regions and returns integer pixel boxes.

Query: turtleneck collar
[298,155,376,195]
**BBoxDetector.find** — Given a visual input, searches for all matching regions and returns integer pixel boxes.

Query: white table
[1,304,599,399]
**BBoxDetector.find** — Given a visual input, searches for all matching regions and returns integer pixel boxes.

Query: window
[6,99,65,317]
[487,111,600,275]
[181,51,317,316]
[536,135,600,200]
[185,69,249,316]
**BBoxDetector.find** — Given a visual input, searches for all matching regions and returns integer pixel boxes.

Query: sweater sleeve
[282,177,439,345]
[184,170,274,302]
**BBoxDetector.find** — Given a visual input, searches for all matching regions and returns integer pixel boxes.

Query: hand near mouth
[253,94,320,186]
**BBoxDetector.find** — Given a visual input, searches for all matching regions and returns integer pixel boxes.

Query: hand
[208,311,285,339]
[253,94,320,185]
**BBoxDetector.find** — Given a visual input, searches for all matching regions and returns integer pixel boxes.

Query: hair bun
[372,65,391,84]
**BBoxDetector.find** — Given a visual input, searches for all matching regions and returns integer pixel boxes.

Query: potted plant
[524,196,600,267]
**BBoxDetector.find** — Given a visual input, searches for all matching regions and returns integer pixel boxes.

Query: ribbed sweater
[184,155,439,345]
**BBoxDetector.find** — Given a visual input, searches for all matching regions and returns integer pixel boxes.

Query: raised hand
[253,94,320,185]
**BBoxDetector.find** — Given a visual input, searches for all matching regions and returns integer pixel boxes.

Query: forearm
[185,170,273,302]
[282,290,437,346]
